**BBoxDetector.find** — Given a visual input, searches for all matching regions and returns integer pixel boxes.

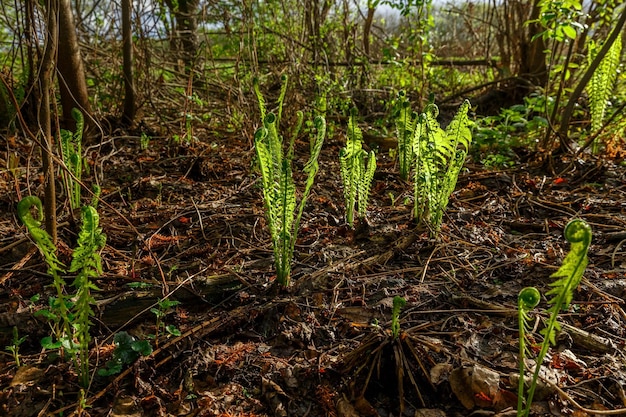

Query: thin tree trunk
[40,0,59,243]
[57,0,91,133]
[122,0,136,124]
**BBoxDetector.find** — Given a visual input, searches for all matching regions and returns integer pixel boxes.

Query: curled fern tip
[564,219,591,245]
[518,287,541,310]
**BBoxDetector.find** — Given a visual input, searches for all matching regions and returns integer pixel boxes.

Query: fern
[60,108,85,210]
[517,286,541,415]
[18,196,107,388]
[518,219,592,417]
[587,31,622,136]
[411,100,472,236]
[255,96,326,286]
[430,100,472,232]
[358,150,377,221]
[340,110,377,227]
[391,296,406,340]
[17,196,71,340]
[253,78,267,122]
[394,91,417,180]
[69,205,105,388]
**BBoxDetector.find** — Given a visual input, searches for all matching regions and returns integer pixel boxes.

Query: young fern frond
[411,100,472,235]
[541,219,591,345]
[276,74,288,127]
[254,96,326,286]
[60,108,85,209]
[517,286,541,415]
[17,196,71,339]
[340,110,376,226]
[253,77,267,122]
[431,100,472,232]
[69,205,105,388]
[587,32,622,134]
[391,296,406,340]
[358,150,377,220]
[394,91,416,180]
[520,219,592,417]
[294,115,326,240]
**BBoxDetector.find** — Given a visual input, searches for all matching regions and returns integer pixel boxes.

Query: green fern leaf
[541,219,591,344]
[253,77,266,122]
[394,91,416,180]
[587,32,622,133]
[358,150,377,220]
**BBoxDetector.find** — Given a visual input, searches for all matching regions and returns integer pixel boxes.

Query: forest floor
[1,121,626,417]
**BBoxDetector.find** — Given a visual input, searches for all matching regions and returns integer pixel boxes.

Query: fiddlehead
[517,286,541,415]
[522,219,592,417]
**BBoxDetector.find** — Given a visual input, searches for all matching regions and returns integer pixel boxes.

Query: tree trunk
[57,0,92,134]
[122,0,136,125]
[517,0,547,86]
[164,0,200,73]
[40,0,59,244]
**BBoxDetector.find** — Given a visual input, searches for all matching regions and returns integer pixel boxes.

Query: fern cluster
[18,196,105,388]
[394,93,472,236]
[517,219,591,416]
[60,108,85,209]
[254,76,326,286]
[339,109,376,227]
[586,31,622,138]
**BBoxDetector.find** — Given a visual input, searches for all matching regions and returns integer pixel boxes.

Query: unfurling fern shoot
[17,196,71,341]
[340,109,376,227]
[394,91,418,181]
[60,108,85,210]
[586,30,622,153]
[69,205,106,388]
[18,196,106,388]
[517,286,541,415]
[517,219,591,417]
[414,100,472,235]
[254,79,325,287]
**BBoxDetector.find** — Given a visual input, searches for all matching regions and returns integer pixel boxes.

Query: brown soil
[1,124,626,417]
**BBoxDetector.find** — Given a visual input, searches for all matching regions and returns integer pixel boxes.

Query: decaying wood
[0,273,243,346]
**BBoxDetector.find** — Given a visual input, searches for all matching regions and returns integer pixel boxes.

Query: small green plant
[404,98,472,236]
[150,298,181,346]
[59,108,85,210]
[339,109,377,227]
[254,76,326,286]
[5,327,27,367]
[517,219,591,417]
[98,331,153,377]
[391,296,406,340]
[140,132,151,150]
[18,196,106,388]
